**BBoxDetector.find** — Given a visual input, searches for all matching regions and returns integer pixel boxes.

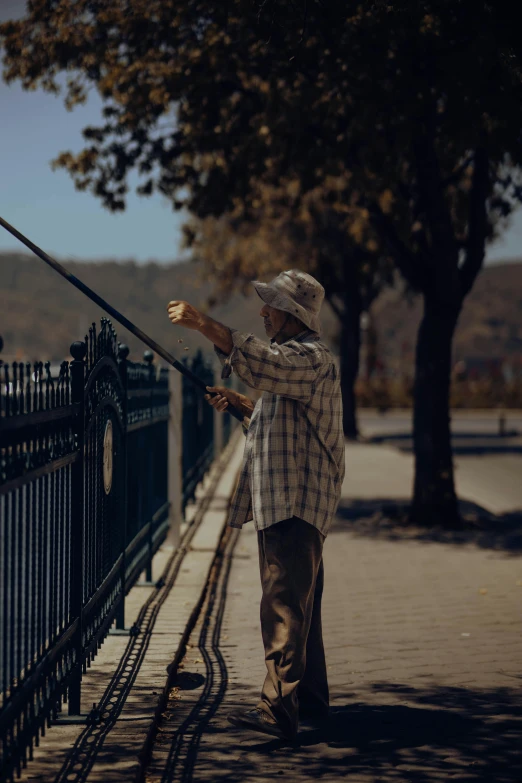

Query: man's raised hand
[167,300,204,331]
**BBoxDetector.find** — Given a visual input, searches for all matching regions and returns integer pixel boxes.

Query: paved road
[358,408,522,439]
[145,438,522,783]
[357,410,522,516]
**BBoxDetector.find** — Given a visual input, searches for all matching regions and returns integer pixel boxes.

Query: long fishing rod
[0,215,244,422]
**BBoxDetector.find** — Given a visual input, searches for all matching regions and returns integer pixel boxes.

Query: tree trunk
[339,289,362,439]
[411,296,461,527]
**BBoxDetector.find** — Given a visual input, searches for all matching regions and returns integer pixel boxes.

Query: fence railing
[222,371,235,447]
[0,319,241,781]
[1,356,78,781]
[125,350,169,585]
[181,350,215,514]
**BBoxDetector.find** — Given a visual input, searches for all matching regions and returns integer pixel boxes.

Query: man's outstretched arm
[198,314,234,355]
[167,300,318,402]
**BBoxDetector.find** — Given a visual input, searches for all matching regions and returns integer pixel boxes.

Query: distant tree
[3,1,522,524]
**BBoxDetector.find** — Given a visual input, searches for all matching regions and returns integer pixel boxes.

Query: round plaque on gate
[103,419,113,495]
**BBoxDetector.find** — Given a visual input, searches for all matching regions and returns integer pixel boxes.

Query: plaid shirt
[214,327,345,537]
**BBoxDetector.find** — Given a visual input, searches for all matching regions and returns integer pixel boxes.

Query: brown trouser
[256,516,328,736]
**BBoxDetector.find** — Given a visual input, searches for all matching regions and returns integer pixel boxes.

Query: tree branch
[363,280,381,311]
[366,200,426,291]
[459,147,490,299]
[325,292,344,321]
[413,128,456,258]
[321,269,345,320]
[299,0,308,44]
[314,259,344,306]
[441,152,474,188]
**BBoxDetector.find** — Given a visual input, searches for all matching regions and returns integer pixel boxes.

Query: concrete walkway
[144,437,522,783]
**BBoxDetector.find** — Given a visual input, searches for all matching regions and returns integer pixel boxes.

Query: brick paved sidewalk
[145,441,522,783]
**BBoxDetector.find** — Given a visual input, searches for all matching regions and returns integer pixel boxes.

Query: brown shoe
[227,708,292,740]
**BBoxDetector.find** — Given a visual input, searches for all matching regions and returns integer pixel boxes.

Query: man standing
[167,269,345,741]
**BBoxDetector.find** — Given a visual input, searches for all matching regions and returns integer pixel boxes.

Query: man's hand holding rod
[167,300,255,422]
[203,386,255,419]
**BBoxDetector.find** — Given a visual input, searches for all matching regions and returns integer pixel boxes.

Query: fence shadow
[331,498,522,555]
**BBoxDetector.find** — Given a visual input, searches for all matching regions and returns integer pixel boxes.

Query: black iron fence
[0,355,78,781]
[0,319,236,781]
[125,350,169,585]
[222,372,234,447]
[181,350,215,514]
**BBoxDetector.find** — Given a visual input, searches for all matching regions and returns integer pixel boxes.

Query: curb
[134,439,244,780]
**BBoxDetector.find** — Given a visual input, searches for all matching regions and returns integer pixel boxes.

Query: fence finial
[70,341,87,361]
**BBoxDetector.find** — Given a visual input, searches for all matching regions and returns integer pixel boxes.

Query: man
[167,269,345,741]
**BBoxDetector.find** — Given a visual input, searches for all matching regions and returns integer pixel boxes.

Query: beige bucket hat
[252,269,325,334]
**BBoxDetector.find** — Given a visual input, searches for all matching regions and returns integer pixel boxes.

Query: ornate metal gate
[70,320,127,702]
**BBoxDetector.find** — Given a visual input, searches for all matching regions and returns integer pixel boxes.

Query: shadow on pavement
[332,498,522,555]
[216,682,522,782]
[367,430,522,456]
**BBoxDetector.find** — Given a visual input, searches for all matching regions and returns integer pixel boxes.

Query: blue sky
[0,1,185,263]
[0,77,186,263]
[0,1,521,265]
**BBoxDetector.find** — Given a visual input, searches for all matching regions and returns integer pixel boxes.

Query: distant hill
[0,251,521,371]
[372,261,522,371]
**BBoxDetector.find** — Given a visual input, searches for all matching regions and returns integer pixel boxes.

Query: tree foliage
[3,1,521,294]
[185,194,393,321]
